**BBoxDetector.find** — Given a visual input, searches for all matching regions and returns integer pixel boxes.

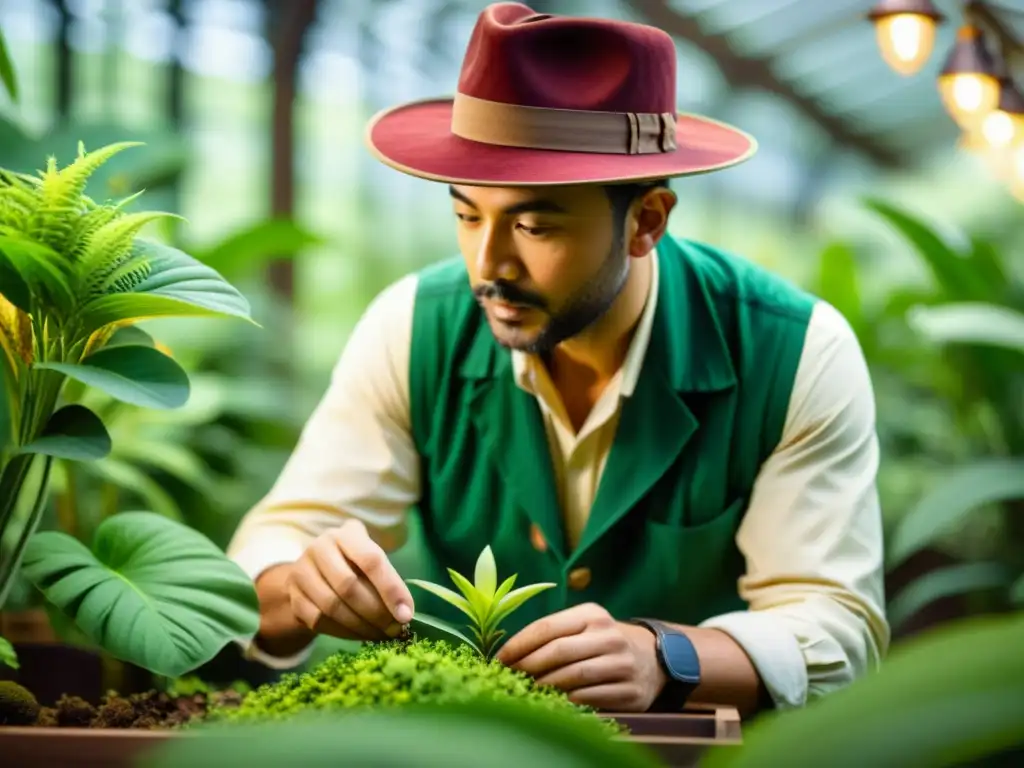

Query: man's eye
[516,223,554,236]
[455,213,479,223]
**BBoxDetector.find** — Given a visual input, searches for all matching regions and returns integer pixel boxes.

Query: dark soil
[1,680,244,730]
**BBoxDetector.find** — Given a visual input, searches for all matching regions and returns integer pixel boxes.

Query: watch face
[661,632,701,684]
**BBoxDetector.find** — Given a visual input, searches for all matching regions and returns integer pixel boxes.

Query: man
[227,2,889,717]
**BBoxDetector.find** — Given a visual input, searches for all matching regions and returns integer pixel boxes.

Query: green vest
[399,236,815,640]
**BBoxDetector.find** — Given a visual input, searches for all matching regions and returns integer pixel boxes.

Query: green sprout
[407,546,556,659]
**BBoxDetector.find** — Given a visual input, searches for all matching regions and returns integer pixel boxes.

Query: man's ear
[628,187,677,258]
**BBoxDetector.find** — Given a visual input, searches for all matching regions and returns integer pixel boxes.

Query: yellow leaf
[0,291,33,372]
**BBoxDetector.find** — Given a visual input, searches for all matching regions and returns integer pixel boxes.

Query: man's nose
[475,226,520,283]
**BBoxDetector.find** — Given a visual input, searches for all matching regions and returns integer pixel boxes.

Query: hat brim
[364,98,758,187]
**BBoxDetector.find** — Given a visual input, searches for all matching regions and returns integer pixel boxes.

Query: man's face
[450,184,630,355]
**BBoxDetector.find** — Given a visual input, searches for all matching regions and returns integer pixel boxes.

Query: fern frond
[26,142,144,253]
[76,211,172,277]
[99,257,151,294]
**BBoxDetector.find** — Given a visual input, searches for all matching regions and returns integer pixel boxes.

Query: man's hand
[495,603,668,712]
[272,519,415,644]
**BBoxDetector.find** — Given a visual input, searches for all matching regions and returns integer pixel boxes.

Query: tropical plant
[0,142,260,677]
[407,546,556,659]
[812,200,1024,633]
[699,611,1024,768]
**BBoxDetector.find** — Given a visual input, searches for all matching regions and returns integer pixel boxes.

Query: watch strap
[630,618,700,712]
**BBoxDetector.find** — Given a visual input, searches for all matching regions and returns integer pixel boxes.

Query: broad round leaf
[146,700,661,768]
[701,613,1024,768]
[18,404,111,461]
[21,511,260,678]
[887,458,1024,567]
[37,344,189,410]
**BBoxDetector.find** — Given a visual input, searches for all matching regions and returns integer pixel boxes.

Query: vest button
[567,567,591,591]
[529,523,547,553]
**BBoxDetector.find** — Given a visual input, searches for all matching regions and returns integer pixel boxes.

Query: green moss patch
[207,638,621,736]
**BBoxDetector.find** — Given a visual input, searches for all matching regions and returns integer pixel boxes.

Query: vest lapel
[571,241,738,563]
[462,327,568,565]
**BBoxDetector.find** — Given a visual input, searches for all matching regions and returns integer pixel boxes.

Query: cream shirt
[227,253,890,710]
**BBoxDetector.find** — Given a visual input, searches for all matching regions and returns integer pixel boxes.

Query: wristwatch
[630,618,701,711]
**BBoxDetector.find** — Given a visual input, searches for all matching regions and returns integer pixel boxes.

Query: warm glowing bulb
[981,110,1023,149]
[875,13,937,76]
[939,72,1001,128]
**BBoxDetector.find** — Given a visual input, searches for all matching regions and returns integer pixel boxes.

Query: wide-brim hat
[365,2,757,187]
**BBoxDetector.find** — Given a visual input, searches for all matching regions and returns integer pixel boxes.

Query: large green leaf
[0,234,74,312]
[18,404,111,461]
[145,700,661,768]
[0,636,18,669]
[37,345,189,410]
[887,562,1015,631]
[701,613,1024,768]
[191,217,327,279]
[907,302,1024,354]
[21,511,260,678]
[79,238,254,333]
[0,27,17,103]
[887,458,1024,567]
[863,199,992,302]
[0,255,31,313]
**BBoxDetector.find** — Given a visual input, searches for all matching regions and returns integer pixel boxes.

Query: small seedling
[407,546,555,659]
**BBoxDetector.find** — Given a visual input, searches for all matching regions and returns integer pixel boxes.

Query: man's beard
[473,234,631,356]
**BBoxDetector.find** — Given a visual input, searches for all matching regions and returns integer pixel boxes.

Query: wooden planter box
[0,707,741,768]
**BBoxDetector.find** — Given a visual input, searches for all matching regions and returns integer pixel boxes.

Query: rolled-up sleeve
[699,300,890,709]
[226,274,422,668]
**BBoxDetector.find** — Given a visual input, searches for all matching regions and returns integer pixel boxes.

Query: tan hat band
[450,92,677,155]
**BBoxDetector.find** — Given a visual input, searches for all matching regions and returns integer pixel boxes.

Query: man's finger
[566,683,641,712]
[335,523,415,624]
[311,538,394,633]
[535,652,632,691]
[288,579,373,641]
[496,605,593,666]
[291,559,383,639]
[512,630,620,678]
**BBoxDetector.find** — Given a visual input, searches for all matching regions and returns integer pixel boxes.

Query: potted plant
[0,541,742,768]
[0,142,261,708]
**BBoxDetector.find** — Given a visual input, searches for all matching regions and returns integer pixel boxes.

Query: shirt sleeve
[226,274,421,669]
[698,299,891,709]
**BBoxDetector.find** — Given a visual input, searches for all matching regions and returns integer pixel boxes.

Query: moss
[0,681,41,725]
[206,638,622,737]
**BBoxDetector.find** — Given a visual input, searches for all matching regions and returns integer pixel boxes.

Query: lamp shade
[938,26,1002,129]
[868,0,945,76]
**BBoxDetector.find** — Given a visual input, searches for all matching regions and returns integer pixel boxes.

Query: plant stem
[0,455,52,609]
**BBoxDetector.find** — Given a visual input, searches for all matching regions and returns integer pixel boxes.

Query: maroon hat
[365,2,757,186]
